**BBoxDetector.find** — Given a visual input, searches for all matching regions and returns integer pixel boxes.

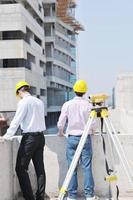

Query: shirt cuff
[58,126,64,133]
[3,134,12,140]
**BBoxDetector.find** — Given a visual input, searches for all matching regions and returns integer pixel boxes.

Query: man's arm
[3,101,27,139]
[57,103,68,136]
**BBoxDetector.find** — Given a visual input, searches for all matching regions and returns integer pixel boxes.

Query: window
[42,48,45,55]
[0,0,17,4]
[27,53,35,64]
[38,4,42,12]
[2,31,24,40]
[30,86,36,95]
[44,5,51,16]
[40,89,46,96]
[40,60,45,68]
[34,35,42,46]
[46,62,52,75]
[3,59,31,69]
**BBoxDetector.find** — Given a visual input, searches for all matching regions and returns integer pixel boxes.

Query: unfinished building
[0,0,83,132]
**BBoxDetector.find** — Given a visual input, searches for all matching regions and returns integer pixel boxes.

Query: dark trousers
[15,133,46,200]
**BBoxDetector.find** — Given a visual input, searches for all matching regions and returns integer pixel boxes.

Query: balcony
[43,0,56,3]
[55,30,76,47]
[16,0,44,23]
[0,40,25,59]
[55,44,75,60]
[47,105,62,112]
[0,4,44,38]
[0,39,45,62]
[44,16,56,23]
[30,38,42,54]
[54,59,72,73]
[47,75,73,89]
[45,36,55,43]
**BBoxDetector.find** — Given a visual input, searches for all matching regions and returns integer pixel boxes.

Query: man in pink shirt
[57,80,99,200]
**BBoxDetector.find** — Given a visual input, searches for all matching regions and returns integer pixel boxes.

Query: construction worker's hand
[90,129,96,134]
[0,136,5,143]
[2,134,12,141]
[57,132,65,137]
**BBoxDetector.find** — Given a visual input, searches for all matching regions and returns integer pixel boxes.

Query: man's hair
[18,86,30,93]
[75,92,85,97]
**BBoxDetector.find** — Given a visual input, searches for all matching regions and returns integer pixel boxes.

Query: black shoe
[36,197,43,200]
[36,193,50,200]
[44,193,50,200]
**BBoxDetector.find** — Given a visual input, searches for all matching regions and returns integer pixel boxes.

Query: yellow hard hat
[73,80,88,93]
[16,81,30,95]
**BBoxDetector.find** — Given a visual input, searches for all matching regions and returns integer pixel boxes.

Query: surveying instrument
[58,94,133,200]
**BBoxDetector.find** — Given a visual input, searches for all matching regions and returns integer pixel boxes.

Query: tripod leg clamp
[59,187,67,194]
[101,109,109,118]
[105,175,118,182]
[90,110,97,118]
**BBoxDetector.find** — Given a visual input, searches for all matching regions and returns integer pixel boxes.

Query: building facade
[0,0,83,132]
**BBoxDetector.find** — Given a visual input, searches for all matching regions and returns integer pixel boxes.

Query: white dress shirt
[57,96,96,136]
[4,93,46,139]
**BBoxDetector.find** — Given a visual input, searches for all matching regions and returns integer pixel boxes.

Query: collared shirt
[4,93,46,139]
[57,96,96,136]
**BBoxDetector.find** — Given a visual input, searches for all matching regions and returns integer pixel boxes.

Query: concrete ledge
[0,135,133,199]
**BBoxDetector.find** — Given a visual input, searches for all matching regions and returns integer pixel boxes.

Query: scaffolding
[57,0,84,31]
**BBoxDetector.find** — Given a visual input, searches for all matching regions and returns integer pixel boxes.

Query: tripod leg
[58,116,95,200]
[103,117,133,189]
[106,131,118,200]
[100,119,118,200]
[108,118,133,175]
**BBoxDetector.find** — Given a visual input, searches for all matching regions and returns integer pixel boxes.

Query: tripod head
[88,94,109,133]
[89,94,108,107]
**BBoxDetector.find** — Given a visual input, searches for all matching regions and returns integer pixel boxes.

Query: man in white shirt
[57,80,99,200]
[2,81,46,200]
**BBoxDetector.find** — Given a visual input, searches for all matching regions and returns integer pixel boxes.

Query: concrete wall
[0,68,47,112]
[110,109,133,134]
[0,140,13,200]
[115,73,133,110]
[110,73,133,134]
[0,135,133,200]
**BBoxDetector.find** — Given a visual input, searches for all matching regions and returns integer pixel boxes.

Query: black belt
[68,135,91,138]
[68,135,82,137]
[22,131,44,136]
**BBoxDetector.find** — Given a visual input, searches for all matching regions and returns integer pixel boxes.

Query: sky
[76,0,133,95]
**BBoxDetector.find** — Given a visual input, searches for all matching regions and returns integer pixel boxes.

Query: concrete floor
[50,198,133,200]
[50,197,133,200]
[18,197,133,200]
